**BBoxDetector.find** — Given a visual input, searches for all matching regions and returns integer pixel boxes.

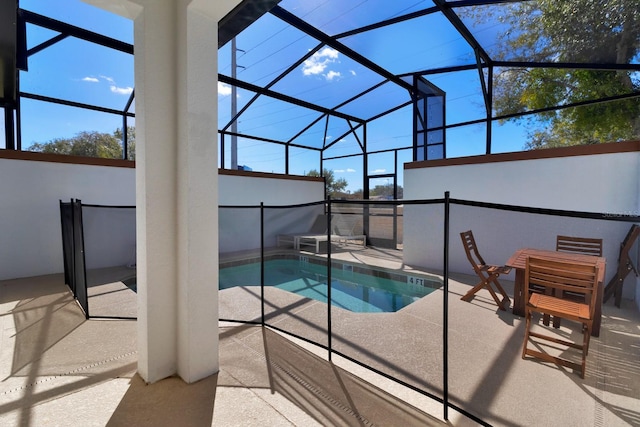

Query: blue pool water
[218,258,439,313]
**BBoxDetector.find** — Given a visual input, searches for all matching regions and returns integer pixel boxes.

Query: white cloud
[82,75,132,95]
[334,168,356,173]
[302,47,340,79]
[349,70,356,76]
[110,85,133,95]
[346,168,356,173]
[373,168,386,173]
[218,82,232,96]
[319,46,339,59]
[303,61,326,76]
[326,70,341,81]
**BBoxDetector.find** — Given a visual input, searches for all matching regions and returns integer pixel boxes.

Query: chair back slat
[529,269,596,294]
[460,230,486,267]
[556,235,603,257]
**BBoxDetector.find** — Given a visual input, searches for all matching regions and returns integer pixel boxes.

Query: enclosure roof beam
[270,5,414,94]
[21,9,133,54]
[218,74,364,123]
[218,0,282,48]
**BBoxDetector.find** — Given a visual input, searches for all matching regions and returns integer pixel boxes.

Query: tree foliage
[29,127,136,159]
[341,184,403,200]
[114,126,136,160]
[306,168,348,198]
[475,0,640,148]
[370,183,403,199]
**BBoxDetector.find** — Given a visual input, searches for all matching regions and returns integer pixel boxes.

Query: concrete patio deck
[1,247,639,426]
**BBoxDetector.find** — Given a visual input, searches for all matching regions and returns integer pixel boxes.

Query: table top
[505,248,606,282]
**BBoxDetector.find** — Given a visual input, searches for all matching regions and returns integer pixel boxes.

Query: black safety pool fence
[61,194,639,425]
[60,199,136,320]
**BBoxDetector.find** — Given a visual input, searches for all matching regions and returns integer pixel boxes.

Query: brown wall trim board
[405,140,640,170]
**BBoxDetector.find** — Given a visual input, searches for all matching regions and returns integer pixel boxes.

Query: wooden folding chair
[604,224,640,307]
[550,235,603,327]
[459,230,511,311]
[522,256,599,378]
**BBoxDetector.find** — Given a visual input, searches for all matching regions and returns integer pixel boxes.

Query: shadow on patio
[1,255,639,426]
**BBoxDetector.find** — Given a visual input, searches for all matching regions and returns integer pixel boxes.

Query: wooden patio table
[505,248,606,337]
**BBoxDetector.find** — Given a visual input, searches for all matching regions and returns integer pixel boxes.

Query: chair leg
[542,288,553,326]
[523,312,592,378]
[580,326,591,378]
[584,324,592,356]
[484,281,507,311]
[522,310,532,359]
[461,277,508,310]
[460,278,490,302]
[489,276,511,309]
[614,282,624,308]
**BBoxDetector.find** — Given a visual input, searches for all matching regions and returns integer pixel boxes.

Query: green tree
[29,138,74,155]
[69,131,121,158]
[370,183,403,199]
[350,189,363,199]
[29,127,136,159]
[114,126,136,160]
[349,184,403,200]
[306,168,348,198]
[474,0,640,148]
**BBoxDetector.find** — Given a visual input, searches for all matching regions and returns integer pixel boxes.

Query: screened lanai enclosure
[3,2,640,425]
[1,0,639,199]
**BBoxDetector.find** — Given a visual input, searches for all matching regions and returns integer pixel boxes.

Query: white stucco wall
[403,146,640,305]
[404,151,639,213]
[0,158,136,281]
[0,157,324,281]
[219,173,324,206]
[218,173,325,254]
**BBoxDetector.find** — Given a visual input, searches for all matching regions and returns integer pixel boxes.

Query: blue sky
[10,0,530,193]
[16,0,134,148]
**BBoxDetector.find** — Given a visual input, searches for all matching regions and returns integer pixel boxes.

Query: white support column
[175,3,219,383]
[134,0,180,385]
[84,0,241,384]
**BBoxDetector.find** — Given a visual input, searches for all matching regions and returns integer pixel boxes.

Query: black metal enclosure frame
[3,1,640,198]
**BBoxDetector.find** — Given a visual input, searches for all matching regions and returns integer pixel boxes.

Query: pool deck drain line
[1,351,138,396]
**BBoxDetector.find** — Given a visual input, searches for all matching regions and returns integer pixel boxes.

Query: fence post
[260,202,265,326]
[72,199,89,319]
[327,197,333,361]
[443,191,450,421]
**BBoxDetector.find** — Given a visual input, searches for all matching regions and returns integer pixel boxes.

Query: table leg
[512,269,525,317]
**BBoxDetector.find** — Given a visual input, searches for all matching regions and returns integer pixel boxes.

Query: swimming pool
[219,257,440,313]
